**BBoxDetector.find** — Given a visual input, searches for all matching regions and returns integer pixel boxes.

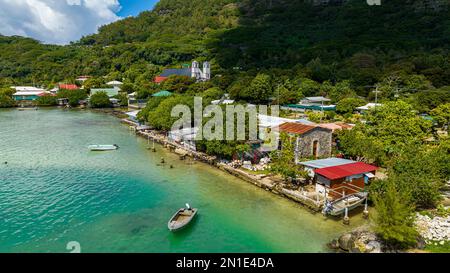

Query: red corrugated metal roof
[154,76,168,83]
[59,84,79,90]
[278,122,317,135]
[315,162,378,180]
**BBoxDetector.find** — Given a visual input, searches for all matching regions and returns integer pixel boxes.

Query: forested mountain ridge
[0,0,449,98]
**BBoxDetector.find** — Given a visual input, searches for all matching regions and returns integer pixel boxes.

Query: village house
[356,103,383,114]
[107,80,123,89]
[314,162,378,199]
[275,122,333,162]
[282,96,337,112]
[154,61,211,84]
[90,87,120,98]
[168,127,199,151]
[300,157,356,178]
[127,92,148,109]
[50,83,79,94]
[11,86,51,104]
[258,114,314,144]
[299,158,378,199]
[75,76,91,83]
[318,122,354,133]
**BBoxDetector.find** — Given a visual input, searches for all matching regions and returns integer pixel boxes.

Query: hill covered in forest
[0,0,449,98]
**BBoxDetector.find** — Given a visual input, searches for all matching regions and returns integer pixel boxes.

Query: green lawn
[424,241,450,253]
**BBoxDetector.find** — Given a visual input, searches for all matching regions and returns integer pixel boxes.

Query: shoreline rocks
[415,213,450,243]
[330,227,383,253]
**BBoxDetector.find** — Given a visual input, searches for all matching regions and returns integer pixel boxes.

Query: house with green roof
[152,90,173,97]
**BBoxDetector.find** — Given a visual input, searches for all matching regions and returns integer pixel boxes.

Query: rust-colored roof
[59,84,79,90]
[278,122,318,135]
[154,76,168,84]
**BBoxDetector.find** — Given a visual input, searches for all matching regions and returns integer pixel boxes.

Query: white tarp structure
[356,103,382,111]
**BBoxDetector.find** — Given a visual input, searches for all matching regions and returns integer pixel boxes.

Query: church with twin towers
[154,61,211,84]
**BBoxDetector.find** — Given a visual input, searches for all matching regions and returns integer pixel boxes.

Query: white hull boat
[88,144,119,151]
[323,192,368,216]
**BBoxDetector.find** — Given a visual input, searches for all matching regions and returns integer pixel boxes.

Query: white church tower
[191,61,200,79]
[203,61,211,81]
[191,60,211,82]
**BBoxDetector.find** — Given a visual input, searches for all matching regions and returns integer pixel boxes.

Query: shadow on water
[167,215,200,246]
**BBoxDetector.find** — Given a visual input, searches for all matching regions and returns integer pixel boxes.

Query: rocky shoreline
[329,226,383,253]
[415,213,450,244]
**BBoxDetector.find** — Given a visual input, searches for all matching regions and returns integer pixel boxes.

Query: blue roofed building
[154,61,211,83]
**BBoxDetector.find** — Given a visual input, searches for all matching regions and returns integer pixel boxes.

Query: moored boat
[88,144,119,151]
[168,204,198,231]
[323,192,368,216]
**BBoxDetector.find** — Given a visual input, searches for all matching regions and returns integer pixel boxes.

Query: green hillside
[0,0,449,95]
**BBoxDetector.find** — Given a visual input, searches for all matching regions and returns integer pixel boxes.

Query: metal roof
[278,122,317,135]
[299,158,356,169]
[315,162,378,180]
[152,90,173,97]
[160,68,191,77]
[90,88,119,98]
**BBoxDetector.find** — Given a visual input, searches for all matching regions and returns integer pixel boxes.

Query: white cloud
[0,0,122,44]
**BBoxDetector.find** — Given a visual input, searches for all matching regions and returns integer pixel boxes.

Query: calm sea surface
[0,109,363,253]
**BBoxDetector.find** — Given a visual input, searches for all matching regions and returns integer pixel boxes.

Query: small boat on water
[323,192,368,216]
[88,144,119,151]
[168,204,198,231]
[18,107,38,111]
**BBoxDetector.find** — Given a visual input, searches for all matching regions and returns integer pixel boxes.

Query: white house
[356,103,383,113]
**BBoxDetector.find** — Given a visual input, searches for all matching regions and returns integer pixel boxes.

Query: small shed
[314,162,378,199]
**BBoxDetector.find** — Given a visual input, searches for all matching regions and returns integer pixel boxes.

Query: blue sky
[118,0,158,17]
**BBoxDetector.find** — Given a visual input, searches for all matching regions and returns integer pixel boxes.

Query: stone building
[276,122,332,162]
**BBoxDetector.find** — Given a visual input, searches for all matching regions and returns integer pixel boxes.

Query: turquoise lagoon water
[0,109,362,253]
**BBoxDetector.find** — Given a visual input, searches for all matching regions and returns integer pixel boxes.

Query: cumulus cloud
[0,0,122,44]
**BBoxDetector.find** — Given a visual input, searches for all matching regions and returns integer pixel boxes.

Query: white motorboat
[88,144,119,151]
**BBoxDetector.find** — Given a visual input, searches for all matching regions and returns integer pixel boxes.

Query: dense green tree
[161,75,196,94]
[114,93,129,107]
[272,84,301,105]
[389,146,444,208]
[244,73,272,103]
[410,88,450,113]
[120,83,135,94]
[430,103,450,128]
[339,101,432,164]
[270,133,307,181]
[57,89,88,107]
[201,87,224,102]
[372,179,418,249]
[147,95,194,131]
[137,96,167,122]
[0,94,15,108]
[89,92,111,108]
[36,94,57,106]
[336,97,366,115]
[323,81,356,103]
